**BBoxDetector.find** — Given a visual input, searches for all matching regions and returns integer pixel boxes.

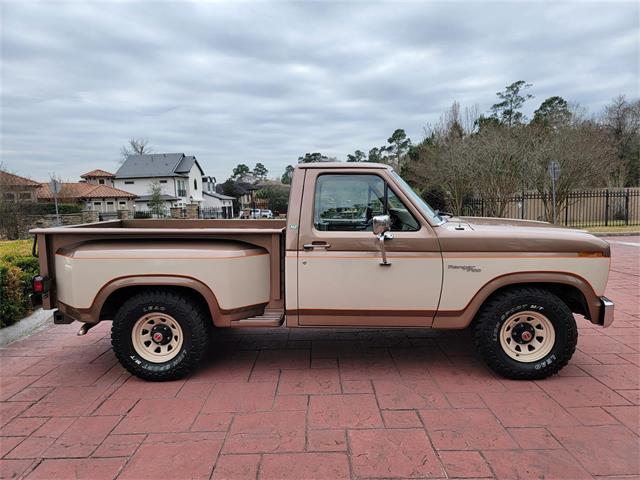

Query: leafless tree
[120,138,153,163]
[601,96,640,187]
[407,103,479,215]
[469,125,532,217]
[528,122,619,220]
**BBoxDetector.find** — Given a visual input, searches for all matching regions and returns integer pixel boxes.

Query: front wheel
[473,287,577,380]
[111,290,210,381]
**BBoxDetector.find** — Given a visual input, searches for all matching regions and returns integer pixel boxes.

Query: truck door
[295,169,443,327]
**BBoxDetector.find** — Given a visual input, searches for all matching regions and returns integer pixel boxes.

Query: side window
[314,174,419,232]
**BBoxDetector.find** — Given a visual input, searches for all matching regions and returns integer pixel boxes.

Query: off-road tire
[111,290,210,381]
[473,287,577,380]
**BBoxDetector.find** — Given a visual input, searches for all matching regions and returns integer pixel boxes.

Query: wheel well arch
[478,282,590,319]
[90,275,225,327]
[432,272,600,329]
[100,285,211,322]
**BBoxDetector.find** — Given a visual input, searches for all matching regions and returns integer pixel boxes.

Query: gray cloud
[1,0,638,182]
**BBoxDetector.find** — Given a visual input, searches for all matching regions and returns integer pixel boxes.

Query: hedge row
[0,241,40,328]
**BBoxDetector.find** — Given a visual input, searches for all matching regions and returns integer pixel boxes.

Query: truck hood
[435,216,610,256]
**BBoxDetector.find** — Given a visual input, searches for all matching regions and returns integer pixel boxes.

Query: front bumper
[598,296,614,327]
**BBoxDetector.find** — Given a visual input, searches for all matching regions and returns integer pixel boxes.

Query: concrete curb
[0,308,54,347]
[592,232,640,237]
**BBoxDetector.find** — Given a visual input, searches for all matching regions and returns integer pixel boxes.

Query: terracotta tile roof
[38,182,137,200]
[80,169,115,178]
[0,170,42,188]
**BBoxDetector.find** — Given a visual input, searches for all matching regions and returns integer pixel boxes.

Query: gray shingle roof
[204,191,235,200]
[116,153,198,179]
[175,155,196,173]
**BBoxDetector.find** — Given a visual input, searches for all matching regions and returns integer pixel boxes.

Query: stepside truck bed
[32,219,287,323]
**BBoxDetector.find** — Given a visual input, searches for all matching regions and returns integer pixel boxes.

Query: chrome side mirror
[372,215,393,266]
[372,215,391,236]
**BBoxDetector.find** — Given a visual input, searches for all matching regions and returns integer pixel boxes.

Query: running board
[231,309,285,327]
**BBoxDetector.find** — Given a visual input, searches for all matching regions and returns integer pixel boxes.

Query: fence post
[564,201,569,226]
[604,189,610,227]
[521,193,525,219]
[82,209,99,224]
[625,190,629,226]
[185,203,198,219]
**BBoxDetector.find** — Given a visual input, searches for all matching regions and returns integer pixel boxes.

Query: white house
[202,191,235,218]
[114,153,205,210]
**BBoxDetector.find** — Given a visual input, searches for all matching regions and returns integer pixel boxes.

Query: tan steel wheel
[499,311,555,362]
[131,313,183,363]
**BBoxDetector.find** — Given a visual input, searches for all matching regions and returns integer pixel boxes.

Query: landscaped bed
[0,239,39,328]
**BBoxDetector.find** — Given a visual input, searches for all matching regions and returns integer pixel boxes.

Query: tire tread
[111,289,209,381]
[473,286,577,380]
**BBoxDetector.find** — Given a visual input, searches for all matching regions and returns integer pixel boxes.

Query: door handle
[377,231,394,266]
[303,242,331,251]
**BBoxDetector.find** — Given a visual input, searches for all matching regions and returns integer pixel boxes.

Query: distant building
[37,182,136,213]
[202,191,235,218]
[114,153,205,209]
[80,169,115,186]
[0,171,41,203]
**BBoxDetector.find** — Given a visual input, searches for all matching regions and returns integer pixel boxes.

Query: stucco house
[114,153,205,210]
[0,171,41,203]
[37,182,136,212]
[80,169,115,186]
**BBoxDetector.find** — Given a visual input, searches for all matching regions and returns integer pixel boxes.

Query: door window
[314,174,419,232]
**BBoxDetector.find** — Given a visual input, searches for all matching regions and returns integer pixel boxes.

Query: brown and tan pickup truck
[31,162,614,381]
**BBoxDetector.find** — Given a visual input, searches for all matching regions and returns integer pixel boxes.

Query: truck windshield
[390,171,445,225]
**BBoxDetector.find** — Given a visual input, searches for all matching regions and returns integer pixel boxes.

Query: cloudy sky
[1,0,638,183]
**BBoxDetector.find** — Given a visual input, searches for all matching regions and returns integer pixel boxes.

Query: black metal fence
[98,207,231,221]
[460,189,640,227]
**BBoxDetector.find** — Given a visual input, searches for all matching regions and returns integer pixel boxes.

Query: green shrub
[0,240,39,328]
[21,203,83,215]
[0,262,32,328]
[421,185,448,213]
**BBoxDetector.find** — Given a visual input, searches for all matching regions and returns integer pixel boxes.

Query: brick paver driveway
[1,237,639,479]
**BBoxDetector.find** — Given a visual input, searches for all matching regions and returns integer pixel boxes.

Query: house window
[160,180,167,184]
[194,179,198,190]
[119,201,126,206]
[125,181,134,185]
[99,179,105,185]
[4,193,15,201]
[177,180,186,197]
[94,202,101,206]
[107,201,114,205]
[19,192,32,200]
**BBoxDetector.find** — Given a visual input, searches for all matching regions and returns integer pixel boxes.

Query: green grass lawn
[584,226,640,234]
[0,239,33,258]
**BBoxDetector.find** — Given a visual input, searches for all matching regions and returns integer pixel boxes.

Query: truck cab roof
[296,162,391,170]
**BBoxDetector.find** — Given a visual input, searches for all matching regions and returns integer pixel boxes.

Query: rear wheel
[473,287,577,380]
[111,290,210,381]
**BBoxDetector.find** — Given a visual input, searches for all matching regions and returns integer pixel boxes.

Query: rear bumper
[597,296,614,327]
